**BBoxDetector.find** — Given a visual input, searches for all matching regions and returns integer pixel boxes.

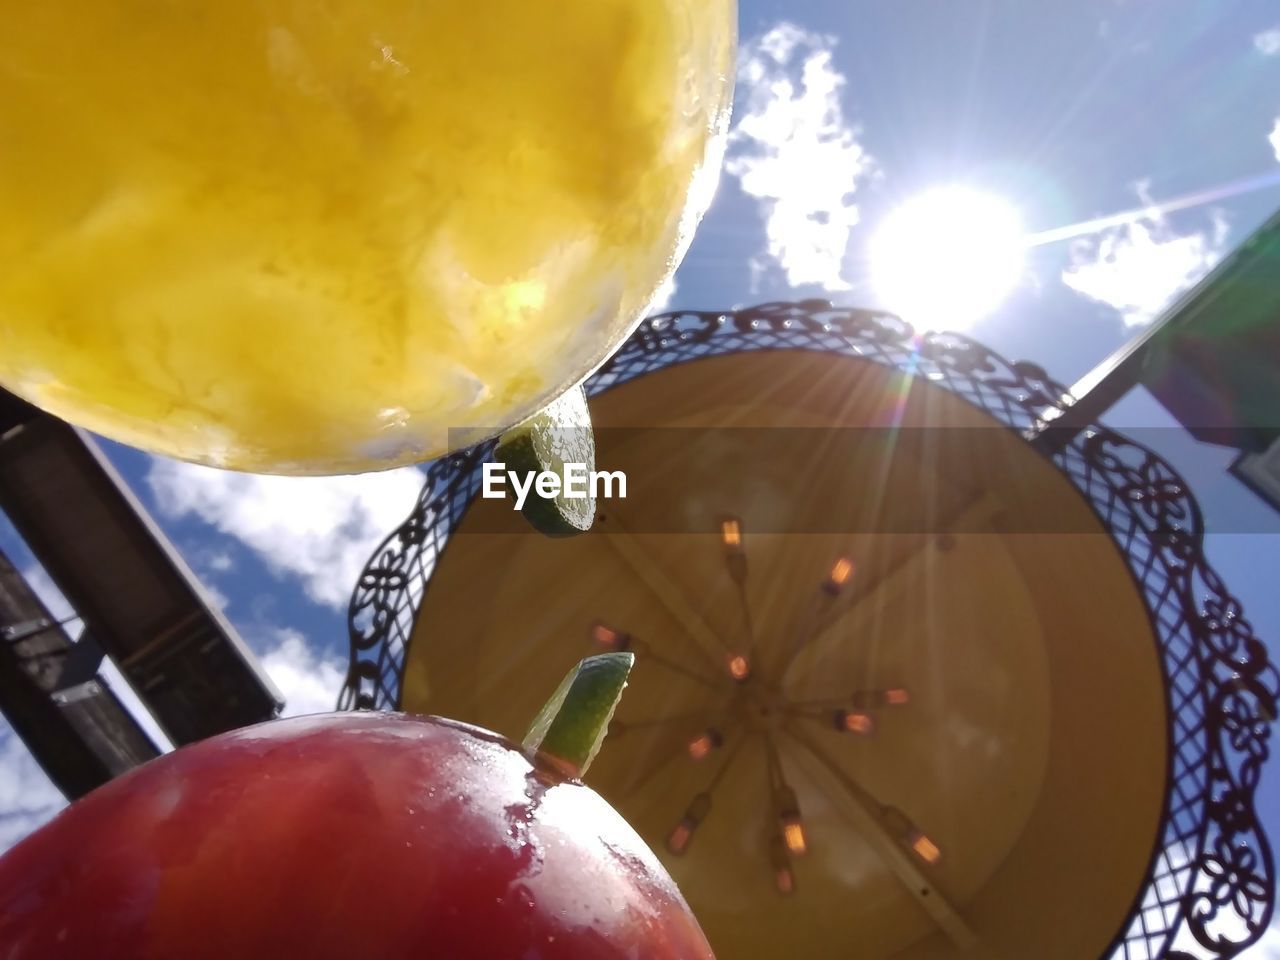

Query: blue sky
[3,1,1280,955]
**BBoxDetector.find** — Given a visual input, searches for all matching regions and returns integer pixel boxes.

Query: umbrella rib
[599,520,732,674]
[783,723,978,951]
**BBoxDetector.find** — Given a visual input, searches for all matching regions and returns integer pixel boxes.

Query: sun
[869,186,1025,329]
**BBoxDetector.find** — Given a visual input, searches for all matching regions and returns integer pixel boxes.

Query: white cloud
[726,23,873,291]
[257,628,346,717]
[1061,183,1230,327]
[146,459,425,610]
[206,550,235,573]
[1270,117,1280,163]
[0,722,67,852]
[1255,27,1280,55]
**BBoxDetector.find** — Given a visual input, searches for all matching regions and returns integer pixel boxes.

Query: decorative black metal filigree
[340,300,1277,959]
[1069,429,1278,959]
[339,441,494,713]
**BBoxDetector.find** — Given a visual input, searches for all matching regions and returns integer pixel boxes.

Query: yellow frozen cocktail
[0,3,735,473]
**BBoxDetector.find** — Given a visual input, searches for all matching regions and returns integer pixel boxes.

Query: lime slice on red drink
[524,652,635,780]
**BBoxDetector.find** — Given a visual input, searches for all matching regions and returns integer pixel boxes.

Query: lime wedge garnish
[523,652,634,780]
[495,384,596,537]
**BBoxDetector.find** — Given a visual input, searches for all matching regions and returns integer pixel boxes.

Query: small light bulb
[775,867,796,895]
[833,709,875,734]
[831,556,854,585]
[853,687,910,708]
[721,517,742,550]
[909,832,942,865]
[776,786,806,856]
[882,806,942,866]
[727,654,751,682]
[667,820,695,855]
[824,556,855,595]
[769,835,796,895]
[591,622,630,651]
[667,793,712,855]
[687,728,723,761]
[783,820,806,856]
